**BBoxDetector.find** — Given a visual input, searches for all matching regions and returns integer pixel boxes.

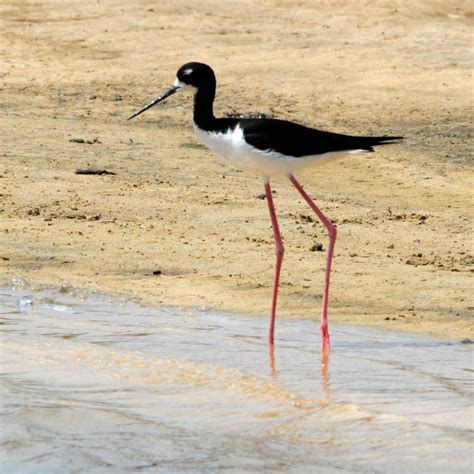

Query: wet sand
[1,0,472,339]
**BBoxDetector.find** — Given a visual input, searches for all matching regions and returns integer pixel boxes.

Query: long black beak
[127,85,181,121]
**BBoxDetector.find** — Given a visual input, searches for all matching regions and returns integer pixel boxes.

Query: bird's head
[175,62,215,89]
[128,62,215,121]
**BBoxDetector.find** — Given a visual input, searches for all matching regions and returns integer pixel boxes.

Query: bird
[128,62,402,349]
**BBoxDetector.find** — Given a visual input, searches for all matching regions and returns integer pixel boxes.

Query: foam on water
[0,283,472,473]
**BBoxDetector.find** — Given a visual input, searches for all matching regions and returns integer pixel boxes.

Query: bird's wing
[241,119,402,157]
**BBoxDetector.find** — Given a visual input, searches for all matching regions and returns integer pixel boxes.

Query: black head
[128,62,215,120]
[176,62,215,89]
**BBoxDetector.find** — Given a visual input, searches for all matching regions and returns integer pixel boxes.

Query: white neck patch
[174,77,196,92]
[173,78,187,89]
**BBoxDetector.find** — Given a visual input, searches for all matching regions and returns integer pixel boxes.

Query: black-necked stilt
[128,62,402,349]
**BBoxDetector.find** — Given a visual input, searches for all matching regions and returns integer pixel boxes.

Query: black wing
[239,118,402,157]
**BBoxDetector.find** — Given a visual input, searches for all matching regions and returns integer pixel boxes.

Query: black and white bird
[128,62,402,349]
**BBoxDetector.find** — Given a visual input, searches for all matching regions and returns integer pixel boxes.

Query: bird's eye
[182,68,193,76]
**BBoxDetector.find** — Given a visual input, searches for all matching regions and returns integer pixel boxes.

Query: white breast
[193,123,365,177]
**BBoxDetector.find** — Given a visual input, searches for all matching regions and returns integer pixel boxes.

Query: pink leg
[288,174,336,350]
[264,179,284,346]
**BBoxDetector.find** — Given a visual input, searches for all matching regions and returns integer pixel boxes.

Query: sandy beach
[1,0,472,339]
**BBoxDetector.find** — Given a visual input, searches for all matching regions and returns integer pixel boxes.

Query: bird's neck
[193,82,216,131]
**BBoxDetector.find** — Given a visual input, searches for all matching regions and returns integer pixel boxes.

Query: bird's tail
[354,135,404,151]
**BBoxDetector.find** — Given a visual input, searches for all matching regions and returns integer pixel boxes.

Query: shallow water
[1,282,472,473]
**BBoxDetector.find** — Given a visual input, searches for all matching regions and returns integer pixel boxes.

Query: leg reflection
[268,340,330,398]
[268,344,278,378]
[321,347,331,400]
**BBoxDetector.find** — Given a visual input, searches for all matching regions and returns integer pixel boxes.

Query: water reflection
[1,284,473,473]
[268,344,277,377]
[269,333,331,403]
[320,348,330,401]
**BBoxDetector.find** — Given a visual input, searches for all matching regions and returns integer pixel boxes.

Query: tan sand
[1,0,472,340]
